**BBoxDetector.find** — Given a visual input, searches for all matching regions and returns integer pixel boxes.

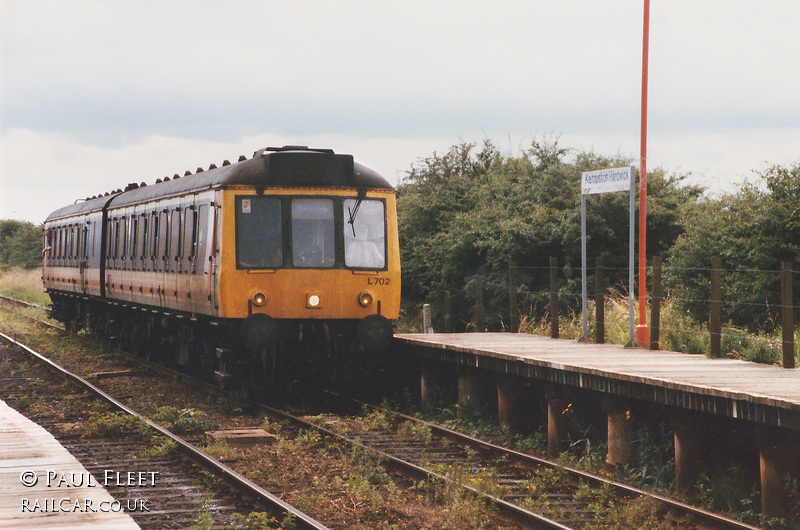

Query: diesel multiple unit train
[42,146,400,392]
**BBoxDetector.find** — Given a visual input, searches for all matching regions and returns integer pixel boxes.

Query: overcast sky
[2,0,798,223]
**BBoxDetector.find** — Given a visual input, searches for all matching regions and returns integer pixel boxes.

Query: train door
[210,194,221,312]
[80,218,90,294]
[156,208,169,306]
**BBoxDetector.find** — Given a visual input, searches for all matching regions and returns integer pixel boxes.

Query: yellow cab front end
[216,186,400,351]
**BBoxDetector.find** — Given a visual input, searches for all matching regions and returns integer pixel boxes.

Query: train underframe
[48,292,381,398]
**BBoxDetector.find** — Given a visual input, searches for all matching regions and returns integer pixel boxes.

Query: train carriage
[43,146,401,392]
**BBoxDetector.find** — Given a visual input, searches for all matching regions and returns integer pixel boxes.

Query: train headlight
[252,292,267,307]
[306,293,321,308]
[358,291,373,307]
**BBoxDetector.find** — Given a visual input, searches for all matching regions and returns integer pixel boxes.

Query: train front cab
[216,186,400,357]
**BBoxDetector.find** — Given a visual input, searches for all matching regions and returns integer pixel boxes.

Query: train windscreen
[343,199,385,269]
[291,198,335,268]
[236,197,283,268]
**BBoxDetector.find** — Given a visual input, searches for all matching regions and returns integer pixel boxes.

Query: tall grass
[519,294,796,366]
[0,267,49,306]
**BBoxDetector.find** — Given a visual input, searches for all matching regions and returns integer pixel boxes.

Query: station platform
[395,332,800,430]
[0,399,140,529]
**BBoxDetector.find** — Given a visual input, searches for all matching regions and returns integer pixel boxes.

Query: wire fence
[420,258,799,368]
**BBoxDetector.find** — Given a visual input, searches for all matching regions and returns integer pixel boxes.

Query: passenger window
[150,213,159,258]
[292,198,335,268]
[195,204,209,272]
[343,199,386,269]
[236,197,282,269]
[183,208,195,259]
[158,211,169,260]
[170,210,181,261]
[119,217,127,260]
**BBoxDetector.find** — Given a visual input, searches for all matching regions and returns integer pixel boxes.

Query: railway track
[0,329,328,530]
[0,295,766,528]
[338,402,765,530]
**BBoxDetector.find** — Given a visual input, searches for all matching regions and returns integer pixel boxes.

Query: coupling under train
[42,146,401,392]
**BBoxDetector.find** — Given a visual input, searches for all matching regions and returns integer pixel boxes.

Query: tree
[0,220,43,270]
[396,138,702,330]
[665,162,800,330]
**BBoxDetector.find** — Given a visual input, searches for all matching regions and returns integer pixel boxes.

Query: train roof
[45,147,393,221]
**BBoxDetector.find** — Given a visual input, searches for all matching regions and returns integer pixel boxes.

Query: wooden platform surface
[0,399,140,529]
[395,333,800,411]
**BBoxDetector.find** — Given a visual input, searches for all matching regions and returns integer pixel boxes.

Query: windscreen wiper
[347,189,366,237]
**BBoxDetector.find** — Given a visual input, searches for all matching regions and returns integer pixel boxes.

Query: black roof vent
[196,167,204,173]
[265,145,334,154]
[222,160,231,166]
[209,163,217,170]
[238,155,246,162]
[124,182,139,191]
[184,170,192,176]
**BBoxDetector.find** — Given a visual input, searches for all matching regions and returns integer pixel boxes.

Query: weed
[190,494,214,530]
[397,419,433,444]
[140,437,177,458]
[231,511,285,529]
[198,439,242,461]
[83,411,149,438]
[361,404,398,432]
[694,463,759,515]
[151,406,219,434]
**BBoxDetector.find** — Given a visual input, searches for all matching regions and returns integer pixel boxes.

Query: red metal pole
[636,0,651,347]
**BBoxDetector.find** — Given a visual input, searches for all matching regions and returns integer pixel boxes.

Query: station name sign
[581,167,633,195]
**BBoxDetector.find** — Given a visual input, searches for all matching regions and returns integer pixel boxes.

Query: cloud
[2,0,799,222]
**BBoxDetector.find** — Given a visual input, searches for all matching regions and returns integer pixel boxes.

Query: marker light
[358,291,373,307]
[307,294,321,308]
[252,293,267,307]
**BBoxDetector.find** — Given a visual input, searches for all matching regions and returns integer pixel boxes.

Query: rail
[0,330,329,530]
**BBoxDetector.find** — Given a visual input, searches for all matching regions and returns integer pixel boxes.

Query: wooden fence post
[550,257,559,339]
[650,256,662,350]
[595,256,605,344]
[710,256,722,358]
[475,275,484,332]
[781,262,795,368]
[423,304,434,334]
[444,290,452,333]
[509,262,519,333]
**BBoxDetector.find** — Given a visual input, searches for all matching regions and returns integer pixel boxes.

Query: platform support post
[673,412,705,493]
[457,367,483,420]
[420,361,455,409]
[759,430,800,518]
[603,398,635,466]
[497,375,527,433]
[546,386,567,458]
